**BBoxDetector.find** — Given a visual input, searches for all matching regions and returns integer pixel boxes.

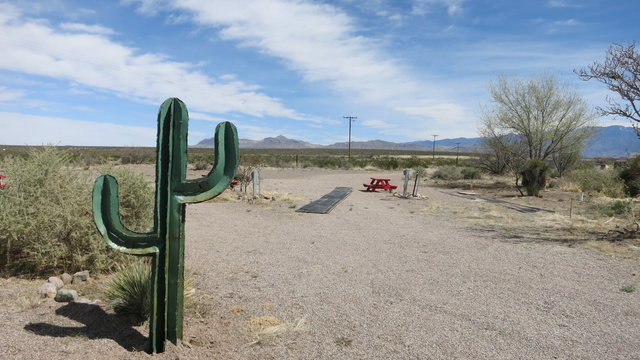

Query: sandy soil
[2,168,639,359]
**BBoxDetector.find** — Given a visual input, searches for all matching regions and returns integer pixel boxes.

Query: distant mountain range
[194,125,640,159]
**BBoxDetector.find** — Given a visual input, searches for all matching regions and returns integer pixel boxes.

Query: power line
[344,116,357,160]
[431,134,438,160]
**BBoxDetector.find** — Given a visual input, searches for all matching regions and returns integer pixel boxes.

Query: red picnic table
[0,175,6,189]
[201,174,239,189]
[363,177,397,192]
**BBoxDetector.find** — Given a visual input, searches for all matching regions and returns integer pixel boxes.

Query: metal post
[412,168,421,197]
[344,116,357,161]
[431,134,438,160]
[402,169,411,197]
[252,169,260,198]
[455,142,460,166]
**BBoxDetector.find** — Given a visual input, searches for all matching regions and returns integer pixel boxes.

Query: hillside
[193,125,640,158]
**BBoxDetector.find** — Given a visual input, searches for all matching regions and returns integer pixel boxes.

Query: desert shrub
[520,159,550,196]
[431,166,463,180]
[559,167,625,198]
[105,259,151,324]
[478,152,507,174]
[461,167,481,179]
[235,165,259,193]
[0,147,153,276]
[103,167,154,233]
[591,200,633,217]
[373,157,400,170]
[120,148,154,164]
[619,155,640,197]
[191,160,211,171]
[610,200,633,215]
[404,157,430,169]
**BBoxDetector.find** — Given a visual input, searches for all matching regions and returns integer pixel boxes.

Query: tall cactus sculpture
[92,98,239,353]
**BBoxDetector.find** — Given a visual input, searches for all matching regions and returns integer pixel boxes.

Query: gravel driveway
[3,168,638,359]
[185,169,640,359]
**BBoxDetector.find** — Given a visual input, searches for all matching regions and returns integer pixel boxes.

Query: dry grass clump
[247,316,306,346]
[208,189,303,205]
[424,188,640,259]
[0,147,153,276]
[228,305,246,314]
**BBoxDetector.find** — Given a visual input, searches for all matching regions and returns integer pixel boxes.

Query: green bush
[431,166,481,180]
[520,159,550,196]
[461,167,482,179]
[560,167,626,198]
[0,147,153,276]
[619,155,640,197]
[104,259,150,324]
[591,200,633,217]
[431,167,463,180]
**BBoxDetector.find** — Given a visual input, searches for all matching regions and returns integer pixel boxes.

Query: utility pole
[431,134,438,160]
[344,116,357,160]
[455,142,461,166]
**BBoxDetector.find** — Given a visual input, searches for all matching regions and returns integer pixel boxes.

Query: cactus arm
[175,121,239,203]
[92,175,160,255]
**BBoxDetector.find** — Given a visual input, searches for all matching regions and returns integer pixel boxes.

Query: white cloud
[60,22,116,35]
[412,0,466,16]
[548,0,581,8]
[0,5,308,121]
[125,0,470,137]
[189,112,231,123]
[554,19,579,26]
[0,112,157,146]
[168,0,421,102]
[0,86,25,102]
[396,102,468,126]
[361,119,394,129]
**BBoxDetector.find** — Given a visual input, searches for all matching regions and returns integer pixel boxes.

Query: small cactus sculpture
[92,98,239,353]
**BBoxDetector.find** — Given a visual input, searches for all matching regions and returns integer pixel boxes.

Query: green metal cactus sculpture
[92,98,239,353]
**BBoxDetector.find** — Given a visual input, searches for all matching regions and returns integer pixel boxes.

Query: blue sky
[0,0,638,146]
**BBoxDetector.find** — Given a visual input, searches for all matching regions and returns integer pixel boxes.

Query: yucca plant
[105,259,197,325]
[105,259,151,324]
[520,159,550,196]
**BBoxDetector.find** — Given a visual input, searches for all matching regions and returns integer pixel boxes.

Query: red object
[202,174,239,189]
[363,177,397,192]
[0,175,6,188]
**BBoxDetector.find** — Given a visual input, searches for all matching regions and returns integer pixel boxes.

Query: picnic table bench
[363,177,397,192]
[201,174,239,189]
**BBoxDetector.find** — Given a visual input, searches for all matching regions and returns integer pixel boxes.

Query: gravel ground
[2,168,639,359]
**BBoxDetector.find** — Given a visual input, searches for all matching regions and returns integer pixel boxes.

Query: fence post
[252,170,260,198]
[412,168,421,197]
[402,169,411,197]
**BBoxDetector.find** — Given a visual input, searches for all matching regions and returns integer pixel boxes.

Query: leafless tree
[576,42,640,135]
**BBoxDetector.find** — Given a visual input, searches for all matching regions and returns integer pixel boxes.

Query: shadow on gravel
[24,302,147,352]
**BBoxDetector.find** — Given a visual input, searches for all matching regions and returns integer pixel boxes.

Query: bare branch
[576,42,640,134]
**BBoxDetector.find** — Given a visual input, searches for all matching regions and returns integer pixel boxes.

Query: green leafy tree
[479,74,595,194]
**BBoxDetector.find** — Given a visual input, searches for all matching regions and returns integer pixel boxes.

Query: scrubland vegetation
[0,147,153,277]
[1,145,639,279]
